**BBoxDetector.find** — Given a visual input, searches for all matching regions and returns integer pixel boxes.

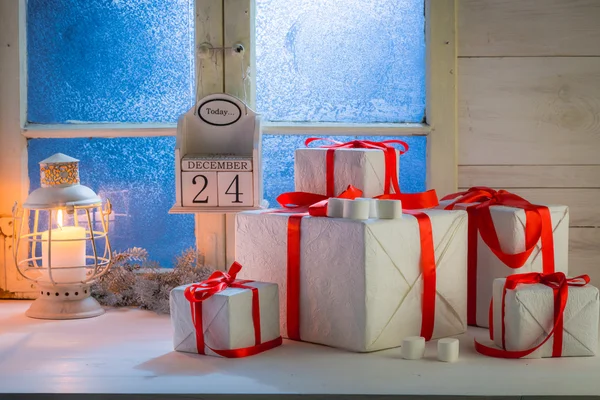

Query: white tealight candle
[343,199,370,220]
[437,338,459,362]
[326,198,346,218]
[401,336,425,360]
[377,199,403,219]
[357,198,378,218]
[41,212,87,283]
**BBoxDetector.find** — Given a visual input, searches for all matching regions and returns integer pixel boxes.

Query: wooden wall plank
[458,57,600,165]
[508,189,599,228]
[569,227,600,284]
[458,166,600,188]
[458,0,600,57]
[457,188,600,227]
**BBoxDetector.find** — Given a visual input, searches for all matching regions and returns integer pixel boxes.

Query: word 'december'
[182,154,253,172]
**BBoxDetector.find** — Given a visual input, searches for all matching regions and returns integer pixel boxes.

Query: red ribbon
[275,186,363,341]
[305,138,409,197]
[274,186,439,341]
[184,262,282,358]
[441,187,556,325]
[475,272,590,358]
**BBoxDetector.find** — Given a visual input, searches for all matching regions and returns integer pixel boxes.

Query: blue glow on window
[262,135,427,207]
[27,0,195,124]
[256,0,426,123]
[28,137,195,268]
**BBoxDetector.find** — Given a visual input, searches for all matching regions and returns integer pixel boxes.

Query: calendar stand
[169,94,263,214]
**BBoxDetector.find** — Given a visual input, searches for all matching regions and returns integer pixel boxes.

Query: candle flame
[57,209,63,229]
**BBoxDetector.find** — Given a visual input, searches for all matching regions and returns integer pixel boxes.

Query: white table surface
[1,300,599,399]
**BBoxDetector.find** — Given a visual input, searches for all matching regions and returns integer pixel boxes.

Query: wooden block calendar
[169,94,263,214]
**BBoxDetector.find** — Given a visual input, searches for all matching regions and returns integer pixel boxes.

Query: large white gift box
[492,277,599,358]
[170,280,280,356]
[438,199,569,327]
[235,208,468,352]
[294,148,400,198]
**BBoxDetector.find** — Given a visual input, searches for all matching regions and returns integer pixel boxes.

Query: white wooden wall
[458,0,600,282]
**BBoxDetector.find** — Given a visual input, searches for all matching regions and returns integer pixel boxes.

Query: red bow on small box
[441,187,556,325]
[305,137,409,196]
[475,272,590,358]
[184,262,282,358]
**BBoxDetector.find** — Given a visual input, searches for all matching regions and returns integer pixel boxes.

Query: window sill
[22,123,177,138]
[0,300,597,398]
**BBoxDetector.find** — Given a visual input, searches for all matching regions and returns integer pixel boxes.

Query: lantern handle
[103,199,112,216]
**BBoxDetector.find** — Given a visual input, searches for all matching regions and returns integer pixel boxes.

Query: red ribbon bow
[184,262,282,358]
[275,185,364,217]
[305,137,409,196]
[269,185,439,342]
[441,187,556,326]
[475,272,590,358]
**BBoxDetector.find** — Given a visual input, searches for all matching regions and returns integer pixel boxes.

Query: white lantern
[12,153,112,319]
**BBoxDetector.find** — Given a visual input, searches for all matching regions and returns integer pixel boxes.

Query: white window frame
[0,0,456,296]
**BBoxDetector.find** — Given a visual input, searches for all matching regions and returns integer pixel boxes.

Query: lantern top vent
[23,153,101,209]
[40,153,79,164]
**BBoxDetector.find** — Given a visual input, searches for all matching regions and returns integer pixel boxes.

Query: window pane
[256,0,425,123]
[262,135,426,207]
[27,0,195,124]
[27,137,195,268]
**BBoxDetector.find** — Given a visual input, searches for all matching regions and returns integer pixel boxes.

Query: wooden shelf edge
[169,205,265,214]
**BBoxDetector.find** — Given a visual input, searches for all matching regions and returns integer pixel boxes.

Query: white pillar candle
[343,199,370,220]
[377,199,403,219]
[400,336,425,360]
[327,198,347,218]
[437,338,459,362]
[357,198,378,218]
[41,225,87,283]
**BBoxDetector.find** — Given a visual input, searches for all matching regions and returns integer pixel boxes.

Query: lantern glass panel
[27,137,195,268]
[17,205,110,284]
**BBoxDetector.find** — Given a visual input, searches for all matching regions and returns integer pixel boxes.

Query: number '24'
[192,174,243,203]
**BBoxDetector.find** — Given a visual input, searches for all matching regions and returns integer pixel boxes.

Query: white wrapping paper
[438,200,569,327]
[492,277,599,358]
[235,209,468,352]
[294,148,400,198]
[170,281,280,356]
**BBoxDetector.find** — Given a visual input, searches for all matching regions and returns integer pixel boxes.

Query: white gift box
[438,200,569,327]
[235,208,468,352]
[492,277,599,358]
[294,148,400,198]
[170,281,280,356]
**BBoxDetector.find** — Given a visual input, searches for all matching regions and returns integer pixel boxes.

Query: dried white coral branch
[91,247,214,314]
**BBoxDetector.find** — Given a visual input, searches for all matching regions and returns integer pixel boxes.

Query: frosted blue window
[28,137,195,268]
[262,135,426,207]
[256,0,425,123]
[27,0,195,124]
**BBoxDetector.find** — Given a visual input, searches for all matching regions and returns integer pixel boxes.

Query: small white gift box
[294,139,406,198]
[485,274,599,358]
[170,264,281,357]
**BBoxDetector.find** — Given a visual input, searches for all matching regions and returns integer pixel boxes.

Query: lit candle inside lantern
[41,209,87,283]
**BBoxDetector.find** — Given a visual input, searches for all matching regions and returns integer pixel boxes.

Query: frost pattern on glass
[28,137,195,268]
[27,0,195,124]
[262,135,426,207]
[256,0,425,123]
